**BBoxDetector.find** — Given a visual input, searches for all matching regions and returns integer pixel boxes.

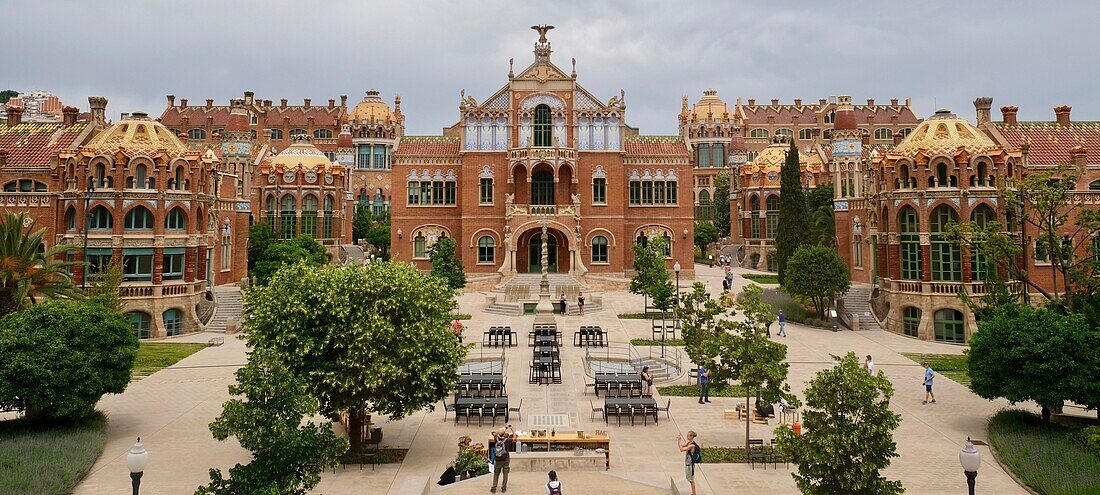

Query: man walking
[922,362,937,404]
[490,428,515,493]
[697,365,711,404]
[677,431,701,495]
[777,310,787,337]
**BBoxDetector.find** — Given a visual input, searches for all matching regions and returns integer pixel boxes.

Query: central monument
[534,221,557,322]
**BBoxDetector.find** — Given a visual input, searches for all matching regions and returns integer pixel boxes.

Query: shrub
[1070,425,1100,458]
[0,412,108,495]
[988,409,1100,495]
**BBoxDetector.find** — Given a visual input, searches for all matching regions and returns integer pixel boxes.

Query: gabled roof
[739,102,920,127]
[989,121,1100,165]
[624,136,689,156]
[0,121,90,167]
[395,136,460,156]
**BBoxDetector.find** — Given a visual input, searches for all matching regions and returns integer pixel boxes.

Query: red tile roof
[0,122,88,167]
[740,103,920,127]
[624,136,689,155]
[991,122,1100,165]
[159,105,342,128]
[395,136,460,155]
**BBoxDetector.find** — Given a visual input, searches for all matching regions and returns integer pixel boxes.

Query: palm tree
[0,212,82,317]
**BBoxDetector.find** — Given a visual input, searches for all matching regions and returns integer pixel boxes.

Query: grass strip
[132,342,209,379]
[988,409,1100,495]
[900,352,970,387]
[617,312,674,320]
[657,383,746,398]
[741,273,780,285]
[630,338,686,347]
[340,448,409,465]
[0,412,108,495]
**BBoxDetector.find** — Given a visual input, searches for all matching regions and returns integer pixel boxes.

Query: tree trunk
[744,394,751,455]
[348,407,366,453]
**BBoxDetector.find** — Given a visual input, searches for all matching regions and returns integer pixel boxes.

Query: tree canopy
[713,171,732,237]
[783,245,851,318]
[0,212,81,317]
[429,236,466,290]
[352,205,391,259]
[0,90,17,104]
[242,261,467,451]
[251,234,328,285]
[694,221,718,254]
[246,222,275,273]
[775,140,810,284]
[0,299,137,422]
[630,236,674,311]
[806,183,836,247]
[776,352,904,495]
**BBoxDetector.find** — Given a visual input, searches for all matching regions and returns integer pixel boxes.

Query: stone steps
[206,286,243,333]
[841,284,881,331]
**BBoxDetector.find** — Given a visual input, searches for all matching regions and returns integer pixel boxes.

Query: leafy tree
[0,213,82,317]
[0,299,137,422]
[713,171,732,237]
[630,236,674,311]
[776,352,904,495]
[0,90,17,104]
[195,350,347,495]
[352,204,372,244]
[968,304,1100,413]
[363,212,392,259]
[251,234,327,285]
[676,282,726,366]
[942,219,1025,320]
[429,236,466,290]
[694,221,718,254]
[783,245,851,318]
[86,258,123,312]
[775,139,810,284]
[246,222,275,273]
[806,183,836,247]
[243,261,467,452]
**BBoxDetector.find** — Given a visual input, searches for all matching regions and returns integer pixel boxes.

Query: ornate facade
[679,90,741,222]
[390,27,695,280]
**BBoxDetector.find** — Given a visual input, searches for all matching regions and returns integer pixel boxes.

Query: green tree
[0,299,137,422]
[713,171,731,237]
[86,257,123,312]
[775,140,810,284]
[429,236,466,290]
[630,236,674,311]
[352,204,371,244]
[251,234,327,285]
[243,261,467,452]
[246,222,275,273]
[195,350,347,495]
[676,281,725,366]
[942,219,1025,320]
[806,183,836,247]
[776,352,904,495]
[694,221,718,254]
[784,245,851,318]
[968,304,1100,413]
[0,213,82,317]
[0,90,18,105]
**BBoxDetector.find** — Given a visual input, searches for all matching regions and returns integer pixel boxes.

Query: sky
[4,1,1098,135]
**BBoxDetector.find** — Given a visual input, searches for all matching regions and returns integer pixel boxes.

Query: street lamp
[667,261,681,359]
[126,437,150,495]
[81,178,96,289]
[959,436,981,495]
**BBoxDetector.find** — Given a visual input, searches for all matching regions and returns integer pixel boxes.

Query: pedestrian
[922,362,937,404]
[451,319,464,343]
[864,355,875,374]
[544,470,563,495]
[722,277,730,292]
[697,365,711,404]
[577,291,585,316]
[490,427,515,493]
[777,310,787,337]
[677,431,701,495]
[559,291,567,315]
[640,365,654,395]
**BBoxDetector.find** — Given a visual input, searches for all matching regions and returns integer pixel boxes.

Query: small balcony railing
[508,147,576,162]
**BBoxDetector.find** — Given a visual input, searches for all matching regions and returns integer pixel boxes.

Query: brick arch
[468,228,500,248]
[585,228,617,247]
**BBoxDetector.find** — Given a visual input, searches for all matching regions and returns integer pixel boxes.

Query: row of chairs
[573,326,607,347]
[455,382,505,398]
[529,363,562,385]
[528,325,561,346]
[483,326,517,347]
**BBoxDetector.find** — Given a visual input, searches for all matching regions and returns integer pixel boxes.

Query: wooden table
[604,397,658,426]
[594,373,642,397]
[491,433,611,470]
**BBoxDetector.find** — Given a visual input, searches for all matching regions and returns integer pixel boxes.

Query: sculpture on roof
[531,24,554,43]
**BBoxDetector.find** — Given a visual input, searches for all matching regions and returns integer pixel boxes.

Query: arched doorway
[528,232,558,272]
[531,163,555,205]
[515,227,569,273]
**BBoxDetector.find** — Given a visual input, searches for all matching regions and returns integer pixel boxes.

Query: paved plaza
[75,264,1034,494]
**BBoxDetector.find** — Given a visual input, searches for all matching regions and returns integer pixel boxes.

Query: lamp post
[959,436,981,495]
[81,178,96,289]
[126,437,149,495]
[668,261,681,359]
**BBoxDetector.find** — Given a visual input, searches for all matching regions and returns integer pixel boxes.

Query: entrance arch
[531,163,555,205]
[516,226,569,273]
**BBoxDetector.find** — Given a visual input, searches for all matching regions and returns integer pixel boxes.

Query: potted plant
[453,447,489,480]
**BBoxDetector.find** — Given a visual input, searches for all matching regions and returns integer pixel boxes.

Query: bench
[208,337,224,346]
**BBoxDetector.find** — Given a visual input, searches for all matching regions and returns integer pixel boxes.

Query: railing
[506,204,578,219]
[896,281,922,293]
[508,147,577,162]
[120,286,153,298]
[529,205,557,215]
[119,281,206,299]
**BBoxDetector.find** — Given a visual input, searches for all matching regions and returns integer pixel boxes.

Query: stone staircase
[206,285,243,333]
[484,273,603,315]
[841,284,882,331]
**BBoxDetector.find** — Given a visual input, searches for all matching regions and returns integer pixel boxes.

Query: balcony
[506,203,579,220]
[508,147,576,163]
[120,281,206,299]
[883,279,1022,296]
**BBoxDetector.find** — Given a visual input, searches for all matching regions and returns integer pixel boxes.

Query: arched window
[898,206,921,280]
[129,312,152,339]
[477,235,495,264]
[698,189,712,221]
[976,161,989,186]
[749,128,769,139]
[1091,180,1100,191]
[936,162,949,187]
[270,128,283,140]
[3,179,49,192]
[899,164,911,188]
[373,188,385,214]
[933,308,965,343]
[591,235,609,263]
[798,128,814,141]
[533,105,552,147]
[313,128,333,139]
[280,195,297,239]
[134,164,148,188]
[163,309,183,337]
[903,307,921,337]
[532,170,555,205]
[124,206,154,230]
[187,128,206,140]
[774,129,793,139]
[265,194,277,225]
[172,165,184,190]
[765,195,779,239]
[289,128,308,139]
[824,111,836,124]
[930,205,960,281]
[88,205,112,230]
[323,195,334,239]
[750,195,761,238]
[970,205,996,281]
[874,128,893,140]
[95,163,107,188]
[413,234,427,258]
[301,195,318,238]
[165,207,187,230]
[65,206,76,231]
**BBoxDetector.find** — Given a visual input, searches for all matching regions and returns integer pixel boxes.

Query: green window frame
[765,195,779,240]
[750,196,760,238]
[903,307,921,337]
[711,143,724,168]
[533,105,552,147]
[477,236,495,264]
[322,196,334,239]
[129,312,152,339]
[480,178,493,204]
[165,207,187,230]
[970,206,994,281]
[593,178,606,204]
[85,248,113,280]
[163,309,183,337]
[163,247,185,281]
[930,206,960,281]
[124,206,154,230]
[122,248,154,282]
[749,128,769,138]
[934,309,965,343]
[413,235,427,258]
[899,207,921,280]
[697,144,711,168]
[280,195,297,239]
[591,235,608,263]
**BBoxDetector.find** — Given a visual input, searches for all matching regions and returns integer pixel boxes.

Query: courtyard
[73,263,1035,495]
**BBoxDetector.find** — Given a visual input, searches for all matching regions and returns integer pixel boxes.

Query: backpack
[547,482,562,495]
[690,441,702,464]
[495,438,507,458]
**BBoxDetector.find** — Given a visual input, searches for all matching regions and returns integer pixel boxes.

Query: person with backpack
[490,427,515,493]
[677,431,701,495]
[697,366,711,404]
[545,470,563,495]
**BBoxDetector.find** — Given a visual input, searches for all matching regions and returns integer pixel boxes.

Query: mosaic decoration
[484,90,511,110]
[520,94,565,110]
[832,139,862,156]
[575,90,603,110]
[479,165,494,179]
[834,200,849,211]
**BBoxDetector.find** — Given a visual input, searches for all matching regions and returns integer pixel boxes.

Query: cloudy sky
[5,1,1097,134]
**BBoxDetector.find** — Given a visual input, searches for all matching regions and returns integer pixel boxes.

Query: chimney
[6,106,23,126]
[304,98,311,109]
[794,98,802,106]
[890,98,899,106]
[747,98,756,106]
[167,95,176,107]
[1054,105,1072,126]
[819,98,827,106]
[867,98,875,106]
[905,98,911,107]
[264,99,272,107]
[62,106,79,126]
[180,98,188,109]
[280,99,288,108]
[244,91,254,105]
[328,98,335,109]
[771,98,779,106]
[973,97,993,125]
[206,98,214,108]
[340,95,348,108]
[88,96,107,125]
[1000,106,1019,126]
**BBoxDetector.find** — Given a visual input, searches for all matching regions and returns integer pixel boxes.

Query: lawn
[901,353,970,386]
[617,312,674,320]
[988,409,1100,495]
[741,273,780,285]
[657,383,745,397]
[699,446,749,463]
[630,338,686,347]
[340,448,408,465]
[0,412,108,495]
[132,342,209,379]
